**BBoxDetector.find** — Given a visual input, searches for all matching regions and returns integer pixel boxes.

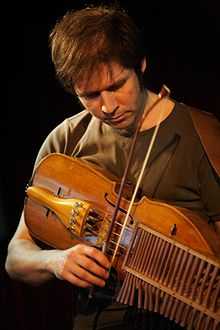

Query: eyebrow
[76,73,130,98]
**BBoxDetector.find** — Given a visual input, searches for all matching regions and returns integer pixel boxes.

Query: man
[6,5,220,330]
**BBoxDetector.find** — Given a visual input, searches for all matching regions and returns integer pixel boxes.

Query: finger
[73,254,109,280]
[63,262,106,287]
[64,271,93,288]
[83,245,111,269]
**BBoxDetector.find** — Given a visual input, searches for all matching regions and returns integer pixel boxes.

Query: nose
[101,91,118,114]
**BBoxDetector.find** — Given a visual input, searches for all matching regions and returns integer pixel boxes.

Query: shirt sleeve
[33,111,91,170]
[33,118,72,168]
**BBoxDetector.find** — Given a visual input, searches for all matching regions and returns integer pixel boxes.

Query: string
[111,85,170,265]
[103,85,170,256]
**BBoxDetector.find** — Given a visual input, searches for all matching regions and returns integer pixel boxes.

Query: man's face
[74,62,146,132]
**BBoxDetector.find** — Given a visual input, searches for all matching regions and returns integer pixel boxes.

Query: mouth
[104,111,132,125]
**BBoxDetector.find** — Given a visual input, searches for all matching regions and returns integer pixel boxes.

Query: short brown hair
[49,5,146,93]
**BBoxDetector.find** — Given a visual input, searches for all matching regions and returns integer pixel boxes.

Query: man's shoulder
[35,110,93,164]
[64,110,92,131]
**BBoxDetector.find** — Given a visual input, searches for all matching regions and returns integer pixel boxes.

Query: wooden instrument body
[25,153,220,257]
[24,153,220,329]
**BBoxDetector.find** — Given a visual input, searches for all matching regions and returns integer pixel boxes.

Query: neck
[140,90,175,131]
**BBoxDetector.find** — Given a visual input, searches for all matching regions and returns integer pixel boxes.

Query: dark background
[2,0,220,328]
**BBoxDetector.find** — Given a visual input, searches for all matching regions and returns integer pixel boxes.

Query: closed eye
[107,79,126,92]
[82,91,100,100]
[77,71,131,100]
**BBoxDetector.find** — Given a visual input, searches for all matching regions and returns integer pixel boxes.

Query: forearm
[5,238,55,285]
[5,211,110,288]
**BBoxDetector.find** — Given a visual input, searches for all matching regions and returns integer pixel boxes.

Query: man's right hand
[47,244,111,288]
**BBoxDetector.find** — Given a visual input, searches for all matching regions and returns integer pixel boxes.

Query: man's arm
[5,211,110,287]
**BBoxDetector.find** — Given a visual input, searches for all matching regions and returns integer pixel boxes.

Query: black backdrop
[4,0,220,273]
[2,1,220,330]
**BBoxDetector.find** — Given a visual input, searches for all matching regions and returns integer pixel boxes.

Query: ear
[141,57,147,73]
